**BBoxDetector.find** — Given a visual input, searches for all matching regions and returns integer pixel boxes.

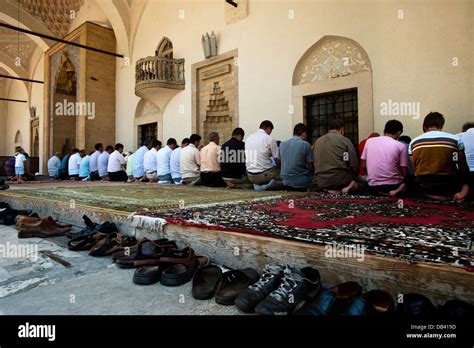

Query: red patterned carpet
[143,193,474,266]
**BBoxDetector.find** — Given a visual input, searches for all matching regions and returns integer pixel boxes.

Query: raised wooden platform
[1,188,473,306]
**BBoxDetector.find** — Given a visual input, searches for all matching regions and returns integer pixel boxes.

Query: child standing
[14,147,27,183]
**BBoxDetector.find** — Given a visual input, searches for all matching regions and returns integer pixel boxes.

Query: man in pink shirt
[361,120,408,197]
[200,132,227,187]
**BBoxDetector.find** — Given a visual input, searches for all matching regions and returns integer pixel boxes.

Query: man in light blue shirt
[156,138,177,183]
[79,153,91,180]
[133,139,153,180]
[47,152,62,179]
[279,123,314,191]
[170,138,190,184]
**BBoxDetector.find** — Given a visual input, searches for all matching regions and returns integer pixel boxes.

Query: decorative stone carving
[293,36,372,85]
[18,0,85,38]
[203,82,232,141]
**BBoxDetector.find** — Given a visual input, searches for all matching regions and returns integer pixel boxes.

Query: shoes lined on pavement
[254,266,321,315]
[234,264,284,312]
[396,293,437,318]
[293,289,337,316]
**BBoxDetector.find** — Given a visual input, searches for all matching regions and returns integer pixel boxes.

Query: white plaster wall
[116,0,473,148]
[5,80,30,155]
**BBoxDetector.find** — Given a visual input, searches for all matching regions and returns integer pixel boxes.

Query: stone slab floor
[0,224,242,315]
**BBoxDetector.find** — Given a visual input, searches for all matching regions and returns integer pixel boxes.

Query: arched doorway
[14,130,23,148]
[292,35,374,146]
[134,98,161,148]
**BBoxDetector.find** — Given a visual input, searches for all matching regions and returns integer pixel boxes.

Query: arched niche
[14,130,23,147]
[292,35,374,143]
[155,37,173,59]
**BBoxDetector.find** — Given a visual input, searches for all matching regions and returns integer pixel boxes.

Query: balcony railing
[135,56,185,91]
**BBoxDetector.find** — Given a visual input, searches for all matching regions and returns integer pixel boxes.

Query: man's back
[180,144,200,178]
[156,146,172,175]
[362,136,407,186]
[245,129,278,173]
[314,130,358,188]
[280,136,313,187]
[98,152,110,177]
[458,129,474,171]
[410,130,463,176]
[221,138,246,178]
[200,142,220,173]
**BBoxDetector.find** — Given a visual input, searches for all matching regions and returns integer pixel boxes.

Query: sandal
[89,232,138,257]
[160,248,210,287]
[68,232,108,251]
[112,238,170,262]
[115,239,177,268]
[192,265,223,300]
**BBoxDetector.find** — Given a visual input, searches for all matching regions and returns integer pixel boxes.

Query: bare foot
[389,183,407,197]
[453,184,469,202]
[341,180,357,194]
[325,189,340,194]
[424,194,451,201]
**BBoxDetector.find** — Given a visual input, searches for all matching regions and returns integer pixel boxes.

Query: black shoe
[294,289,336,316]
[254,266,321,315]
[133,265,167,285]
[438,299,474,319]
[397,293,437,318]
[234,265,284,312]
[341,297,377,316]
[362,290,395,314]
[0,179,9,190]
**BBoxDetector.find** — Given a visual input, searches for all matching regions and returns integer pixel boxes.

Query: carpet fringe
[130,215,167,232]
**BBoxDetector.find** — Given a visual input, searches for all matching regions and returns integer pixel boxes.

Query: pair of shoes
[132,242,208,286]
[0,203,34,226]
[89,232,137,257]
[116,238,178,268]
[192,265,260,305]
[66,215,118,239]
[235,264,321,315]
[397,293,437,318]
[18,217,73,238]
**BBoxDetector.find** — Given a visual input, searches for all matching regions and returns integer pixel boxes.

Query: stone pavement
[0,224,243,315]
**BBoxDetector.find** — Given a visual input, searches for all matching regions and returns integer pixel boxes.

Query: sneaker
[254,266,321,315]
[234,265,284,312]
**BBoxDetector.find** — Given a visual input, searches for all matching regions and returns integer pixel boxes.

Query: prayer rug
[140,193,474,266]
[6,184,292,212]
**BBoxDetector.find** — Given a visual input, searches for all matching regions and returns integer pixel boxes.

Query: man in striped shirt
[409,112,469,201]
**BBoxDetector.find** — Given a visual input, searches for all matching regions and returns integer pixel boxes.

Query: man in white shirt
[458,122,474,199]
[143,140,162,182]
[156,138,178,183]
[89,143,103,181]
[98,145,114,179]
[180,134,202,185]
[245,120,282,189]
[47,152,62,179]
[14,147,27,183]
[133,139,153,181]
[68,148,82,180]
[107,143,127,181]
[170,138,190,184]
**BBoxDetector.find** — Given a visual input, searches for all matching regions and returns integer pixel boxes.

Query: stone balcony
[135,56,185,111]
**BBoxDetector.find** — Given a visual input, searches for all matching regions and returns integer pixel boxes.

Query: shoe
[67,216,117,239]
[133,265,168,285]
[396,293,437,318]
[438,299,474,319]
[340,297,377,316]
[115,239,178,268]
[215,268,260,305]
[329,281,363,315]
[18,217,72,238]
[0,179,9,190]
[19,216,72,229]
[362,290,395,314]
[234,265,284,312]
[89,232,138,257]
[254,266,321,315]
[192,265,223,300]
[293,289,337,316]
[112,238,172,262]
[160,248,210,287]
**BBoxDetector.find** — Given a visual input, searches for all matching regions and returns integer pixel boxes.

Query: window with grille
[305,88,359,147]
[138,123,157,146]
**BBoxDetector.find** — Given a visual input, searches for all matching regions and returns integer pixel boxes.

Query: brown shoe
[18,218,72,238]
[18,216,72,229]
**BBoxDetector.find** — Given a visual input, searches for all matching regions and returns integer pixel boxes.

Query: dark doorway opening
[305,88,359,146]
